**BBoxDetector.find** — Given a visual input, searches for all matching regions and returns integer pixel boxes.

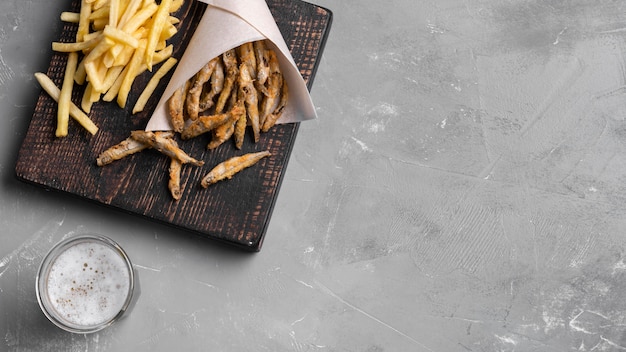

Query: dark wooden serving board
[15,0,332,251]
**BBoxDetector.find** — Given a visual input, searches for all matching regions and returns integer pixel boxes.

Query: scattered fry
[35,72,98,135]
[133,57,178,113]
[57,51,79,137]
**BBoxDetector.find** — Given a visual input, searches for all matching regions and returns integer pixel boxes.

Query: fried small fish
[96,136,149,166]
[207,104,240,150]
[262,79,289,132]
[253,40,270,96]
[167,80,189,133]
[185,57,218,120]
[236,41,256,80]
[215,49,238,114]
[96,131,176,166]
[200,150,271,188]
[168,157,183,200]
[199,57,224,112]
[180,104,243,140]
[260,50,283,127]
[238,63,260,142]
[130,130,204,166]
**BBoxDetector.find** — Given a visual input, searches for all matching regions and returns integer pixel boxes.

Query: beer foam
[45,240,131,327]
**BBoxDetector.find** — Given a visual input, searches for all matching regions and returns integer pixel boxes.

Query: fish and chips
[38,1,290,200]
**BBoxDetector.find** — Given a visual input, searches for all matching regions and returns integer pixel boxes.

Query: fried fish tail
[199,57,224,112]
[262,79,289,132]
[167,80,189,133]
[215,49,238,114]
[239,63,260,142]
[185,57,218,120]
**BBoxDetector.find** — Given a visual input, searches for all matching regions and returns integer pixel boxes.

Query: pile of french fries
[37,0,183,137]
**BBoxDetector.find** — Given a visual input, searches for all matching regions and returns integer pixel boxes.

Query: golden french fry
[57,51,79,137]
[170,0,184,13]
[118,0,143,29]
[83,59,108,93]
[101,65,124,93]
[92,0,109,11]
[103,25,139,48]
[60,12,80,23]
[145,0,172,71]
[52,35,101,52]
[74,59,87,85]
[109,0,120,27]
[88,5,109,21]
[76,0,92,42]
[35,73,98,135]
[117,39,147,108]
[83,37,115,64]
[133,57,178,113]
[121,2,158,34]
[102,65,126,102]
[81,82,94,113]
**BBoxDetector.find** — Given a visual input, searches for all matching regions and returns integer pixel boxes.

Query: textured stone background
[3,0,626,351]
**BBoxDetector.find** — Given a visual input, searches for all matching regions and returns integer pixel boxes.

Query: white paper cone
[145,0,317,131]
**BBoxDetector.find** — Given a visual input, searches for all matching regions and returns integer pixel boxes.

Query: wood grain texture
[15,0,333,251]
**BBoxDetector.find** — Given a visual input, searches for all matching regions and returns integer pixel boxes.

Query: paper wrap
[145,0,317,131]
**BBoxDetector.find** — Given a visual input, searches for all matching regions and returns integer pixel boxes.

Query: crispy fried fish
[238,63,260,142]
[236,41,256,80]
[168,157,183,200]
[181,103,243,140]
[96,136,149,166]
[96,131,176,166]
[200,150,271,188]
[215,48,238,114]
[207,104,240,150]
[262,78,289,132]
[253,40,270,96]
[260,49,283,127]
[185,57,218,120]
[167,80,189,133]
[199,57,224,112]
[130,130,204,166]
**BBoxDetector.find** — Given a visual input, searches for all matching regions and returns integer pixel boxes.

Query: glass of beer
[36,234,135,333]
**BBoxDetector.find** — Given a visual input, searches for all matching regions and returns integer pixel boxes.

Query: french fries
[57,52,79,137]
[41,0,183,137]
[35,73,99,135]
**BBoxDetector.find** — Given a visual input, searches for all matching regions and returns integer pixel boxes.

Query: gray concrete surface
[3,0,626,351]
